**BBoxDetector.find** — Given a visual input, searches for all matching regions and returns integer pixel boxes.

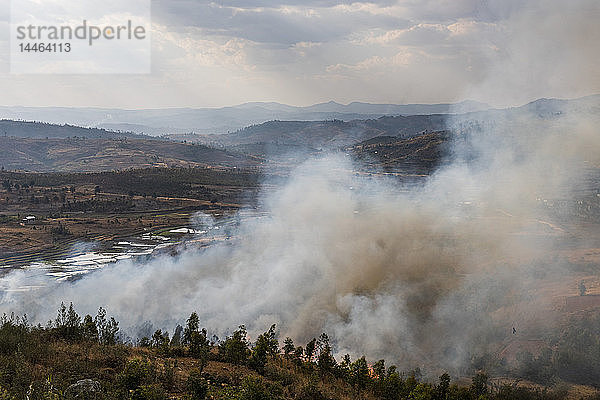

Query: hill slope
[187,114,449,150]
[349,131,451,174]
[0,100,489,136]
[0,137,258,172]
[0,119,140,139]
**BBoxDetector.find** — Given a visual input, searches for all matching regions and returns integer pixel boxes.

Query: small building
[22,215,36,225]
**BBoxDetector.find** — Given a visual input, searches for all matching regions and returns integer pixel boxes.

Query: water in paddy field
[0,213,255,293]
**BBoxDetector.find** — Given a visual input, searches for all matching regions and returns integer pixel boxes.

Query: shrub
[239,377,282,400]
[117,359,156,391]
[186,369,208,400]
[160,360,176,391]
[0,387,12,400]
[132,384,167,400]
[295,380,328,400]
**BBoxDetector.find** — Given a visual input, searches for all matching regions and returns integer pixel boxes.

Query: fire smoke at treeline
[1,96,598,376]
[1,0,599,378]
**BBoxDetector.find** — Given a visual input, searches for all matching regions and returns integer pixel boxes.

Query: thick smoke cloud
[1,0,599,377]
[1,96,598,374]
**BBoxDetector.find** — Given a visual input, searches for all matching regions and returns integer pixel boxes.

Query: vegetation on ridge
[0,303,598,400]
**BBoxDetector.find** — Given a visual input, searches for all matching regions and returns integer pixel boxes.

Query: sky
[0,0,598,108]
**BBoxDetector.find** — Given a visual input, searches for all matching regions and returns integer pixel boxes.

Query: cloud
[152,1,410,46]
[0,0,596,107]
[326,50,419,73]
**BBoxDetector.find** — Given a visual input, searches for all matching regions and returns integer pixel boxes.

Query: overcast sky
[0,0,598,108]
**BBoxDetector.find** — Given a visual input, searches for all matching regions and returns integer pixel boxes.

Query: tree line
[0,303,586,400]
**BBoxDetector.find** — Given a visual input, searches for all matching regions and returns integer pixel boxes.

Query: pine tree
[95,307,119,345]
[283,337,295,359]
[82,314,98,342]
[305,338,317,363]
[316,333,336,373]
[183,312,199,345]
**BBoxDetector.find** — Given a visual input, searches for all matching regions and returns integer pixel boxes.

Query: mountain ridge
[0,99,492,136]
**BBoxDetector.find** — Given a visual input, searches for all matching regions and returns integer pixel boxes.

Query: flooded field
[0,211,266,292]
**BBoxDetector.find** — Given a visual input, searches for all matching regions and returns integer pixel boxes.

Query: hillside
[0,120,140,139]
[1,94,597,173]
[0,100,490,136]
[1,305,598,400]
[187,115,449,150]
[180,95,600,154]
[0,137,259,172]
[0,116,452,172]
[349,131,452,174]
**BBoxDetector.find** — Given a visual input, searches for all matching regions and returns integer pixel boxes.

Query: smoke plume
[1,0,599,377]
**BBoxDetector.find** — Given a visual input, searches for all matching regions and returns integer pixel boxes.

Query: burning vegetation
[2,303,599,400]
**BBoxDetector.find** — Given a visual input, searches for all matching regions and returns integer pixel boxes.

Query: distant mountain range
[0,95,597,173]
[176,94,600,149]
[0,100,490,136]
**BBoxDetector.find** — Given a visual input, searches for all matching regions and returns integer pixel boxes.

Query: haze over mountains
[0,95,597,173]
[175,94,600,148]
[0,100,490,136]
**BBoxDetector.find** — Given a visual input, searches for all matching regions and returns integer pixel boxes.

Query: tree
[470,372,488,398]
[249,324,278,374]
[282,337,294,359]
[435,372,450,400]
[152,329,164,347]
[219,325,250,365]
[152,329,170,355]
[171,325,183,347]
[379,366,404,400]
[183,312,199,345]
[316,333,336,374]
[350,356,370,389]
[95,307,119,345]
[305,338,316,363]
[405,372,418,394]
[54,302,68,335]
[54,302,81,341]
[339,354,352,379]
[372,359,385,381]
[81,314,98,342]
[65,303,81,340]
[409,383,435,400]
[189,328,210,370]
[293,346,304,366]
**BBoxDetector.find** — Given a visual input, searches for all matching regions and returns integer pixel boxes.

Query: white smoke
[1,102,598,372]
[0,0,599,377]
